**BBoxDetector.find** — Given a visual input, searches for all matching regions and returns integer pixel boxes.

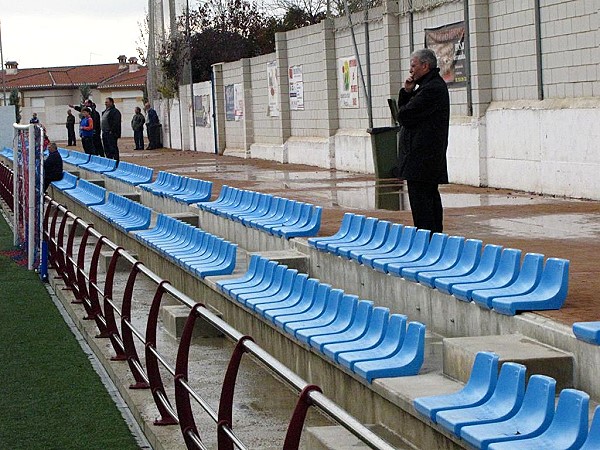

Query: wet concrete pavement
[65,138,600,326]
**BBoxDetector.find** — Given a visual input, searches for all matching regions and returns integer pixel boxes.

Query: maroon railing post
[75,225,95,311]
[121,261,150,389]
[48,206,61,271]
[175,304,205,449]
[88,236,109,335]
[146,281,178,425]
[64,218,83,302]
[55,212,71,281]
[217,335,255,450]
[103,247,127,361]
[282,385,323,450]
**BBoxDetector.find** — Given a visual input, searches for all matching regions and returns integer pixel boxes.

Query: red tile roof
[1,63,147,90]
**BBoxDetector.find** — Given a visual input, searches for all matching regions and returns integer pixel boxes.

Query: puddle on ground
[481,214,600,239]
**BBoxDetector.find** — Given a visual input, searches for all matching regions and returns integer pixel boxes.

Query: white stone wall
[204,0,600,199]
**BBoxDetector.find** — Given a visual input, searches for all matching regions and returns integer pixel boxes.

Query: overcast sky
[0,0,148,68]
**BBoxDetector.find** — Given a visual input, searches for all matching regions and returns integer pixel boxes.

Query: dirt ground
[61,138,600,326]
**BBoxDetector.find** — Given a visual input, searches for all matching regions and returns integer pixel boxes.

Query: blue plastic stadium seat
[171,177,212,203]
[274,205,322,238]
[572,321,600,345]
[308,213,354,248]
[370,228,428,272]
[64,179,106,206]
[460,374,556,450]
[580,406,600,450]
[401,235,465,282]
[386,232,447,276]
[418,239,483,288]
[273,283,334,330]
[315,214,365,251]
[336,314,407,369]
[435,244,502,294]
[294,295,361,345]
[351,321,425,382]
[62,150,90,167]
[363,225,415,268]
[487,389,590,450]
[51,171,78,191]
[436,362,527,436]
[345,220,392,262]
[351,223,404,264]
[250,272,309,313]
[216,254,262,293]
[79,155,117,174]
[308,300,374,351]
[105,161,153,185]
[330,217,382,258]
[326,217,376,254]
[321,307,390,362]
[491,258,570,315]
[413,351,499,422]
[471,253,544,309]
[283,289,344,336]
[451,248,521,302]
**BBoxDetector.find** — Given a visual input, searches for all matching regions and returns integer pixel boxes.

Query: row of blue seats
[1,146,13,160]
[139,171,212,204]
[215,255,425,382]
[197,185,322,239]
[104,161,153,186]
[62,178,106,206]
[90,192,151,232]
[135,214,237,278]
[308,214,570,316]
[79,155,117,173]
[60,148,91,166]
[414,351,599,450]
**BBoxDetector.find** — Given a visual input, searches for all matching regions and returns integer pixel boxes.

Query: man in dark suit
[397,48,450,233]
[43,143,63,192]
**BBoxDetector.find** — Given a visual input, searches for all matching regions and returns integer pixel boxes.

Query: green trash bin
[368,126,403,210]
[368,126,401,179]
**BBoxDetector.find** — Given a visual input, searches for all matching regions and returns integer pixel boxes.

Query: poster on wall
[267,61,280,117]
[194,95,211,128]
[338,57,359,108]
[288,65,304,111]
[424,21,467,87]
[225,84,235,121]
[234,83,244,121]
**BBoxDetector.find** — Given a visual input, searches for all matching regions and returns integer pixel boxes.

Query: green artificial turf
[0,214,141,450]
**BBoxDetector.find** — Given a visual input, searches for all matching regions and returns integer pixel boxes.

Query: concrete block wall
[200,0,600,198]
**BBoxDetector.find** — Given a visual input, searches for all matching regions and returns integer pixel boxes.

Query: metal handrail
[43,196,395,450]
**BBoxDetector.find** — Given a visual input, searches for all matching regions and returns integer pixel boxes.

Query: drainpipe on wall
[464,0,473,116]
[534,0,544,100]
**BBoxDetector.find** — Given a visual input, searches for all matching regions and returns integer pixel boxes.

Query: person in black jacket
[397,48,450,233]
[66,109,76,146]
[101,97,122,161]
[43,143,63,192]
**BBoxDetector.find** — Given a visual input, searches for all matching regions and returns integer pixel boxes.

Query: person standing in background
[396,48,450,234]
[29,112,40,124]
[144,102,161,150]
[101,97,121,161]
[131,106,145,150]
[66,109,76,146]
[79,107,96,155]
[70,100,104,157]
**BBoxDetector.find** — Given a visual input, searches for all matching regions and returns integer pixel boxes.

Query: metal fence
[42,195,395,450]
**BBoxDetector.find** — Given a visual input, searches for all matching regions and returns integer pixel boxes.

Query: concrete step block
[99,250,137,272]
[168,212,199,227]
[160,304,224,340]
[120,192,141,203]
[302,424,413,450]
[88,179,105,188]
[443,334,573,390]
[256,250,309,274]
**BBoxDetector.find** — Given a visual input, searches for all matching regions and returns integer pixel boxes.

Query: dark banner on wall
[424,21,467,87]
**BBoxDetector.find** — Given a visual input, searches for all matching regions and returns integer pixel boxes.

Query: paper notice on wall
[267,61,280,117]
[338,57,359,108]
[225,84,235,121]
[194,95,210,128]
[234,83,244,121]
[288,65,304,111]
